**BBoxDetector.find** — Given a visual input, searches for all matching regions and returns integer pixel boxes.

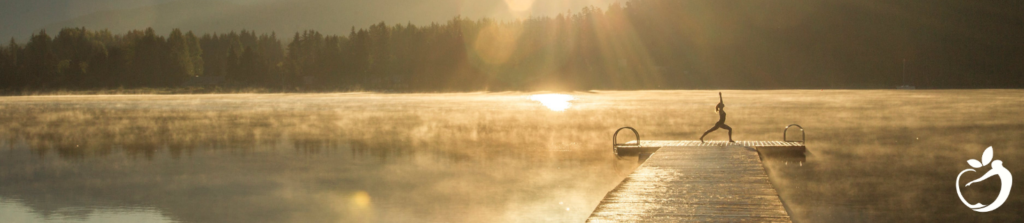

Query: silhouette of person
[700,92,734,143]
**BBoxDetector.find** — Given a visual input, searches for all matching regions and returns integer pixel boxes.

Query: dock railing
[612,127,640,157]
[783,124,805,143]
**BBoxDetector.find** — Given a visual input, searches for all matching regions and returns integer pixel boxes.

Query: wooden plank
[614,145,662,155]
[616,140,805,155]
[588,146,792,222]
[626,140,804,148]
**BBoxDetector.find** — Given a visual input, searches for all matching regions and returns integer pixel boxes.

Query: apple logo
[956,146,1013,212]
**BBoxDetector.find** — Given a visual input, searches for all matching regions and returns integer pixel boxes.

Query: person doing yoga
[700,92,734,143]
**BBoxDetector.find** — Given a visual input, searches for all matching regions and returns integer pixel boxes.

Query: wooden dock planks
[589,145,792,222]
[628,140,805,148]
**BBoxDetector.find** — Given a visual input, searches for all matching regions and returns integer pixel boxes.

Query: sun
[530,94,574,111]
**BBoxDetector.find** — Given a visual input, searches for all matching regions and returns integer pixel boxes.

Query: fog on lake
[1,90,1022,222]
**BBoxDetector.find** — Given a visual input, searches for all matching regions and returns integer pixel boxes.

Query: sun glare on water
[530,94,574,111]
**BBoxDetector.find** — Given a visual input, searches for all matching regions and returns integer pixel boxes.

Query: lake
[1,90,1022,222]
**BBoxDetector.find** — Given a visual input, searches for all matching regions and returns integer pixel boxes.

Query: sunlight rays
[504,0,536,12]
[473,23,524,66]
[584,4,663,88]
[461,3,662,90]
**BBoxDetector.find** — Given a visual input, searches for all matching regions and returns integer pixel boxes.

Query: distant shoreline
[3,87,1023,97]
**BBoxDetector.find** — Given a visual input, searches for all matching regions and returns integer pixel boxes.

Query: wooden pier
[589,140,803,222]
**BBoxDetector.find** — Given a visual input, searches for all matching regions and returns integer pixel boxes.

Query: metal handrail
[613,127,640,156]
[784,124,805,142]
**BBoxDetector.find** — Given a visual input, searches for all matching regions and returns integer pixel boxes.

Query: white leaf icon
[967,159,983,168]
[982,146,994,166]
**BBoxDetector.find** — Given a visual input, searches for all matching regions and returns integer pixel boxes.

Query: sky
[1,0,621,41]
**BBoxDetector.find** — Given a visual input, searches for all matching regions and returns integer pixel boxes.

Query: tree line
[2,0,1022,92]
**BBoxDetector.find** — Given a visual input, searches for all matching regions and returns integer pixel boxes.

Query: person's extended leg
[699,125,720,143]
[721,124,734,142]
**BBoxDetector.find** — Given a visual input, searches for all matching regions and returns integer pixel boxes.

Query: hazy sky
[1,0,621,41]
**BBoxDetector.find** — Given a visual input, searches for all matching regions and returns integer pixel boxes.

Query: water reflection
[0,93,639,222]
[0,198,172,223]
[529,94,574,111]
[0,136,630,222]
[1,91,1023,222]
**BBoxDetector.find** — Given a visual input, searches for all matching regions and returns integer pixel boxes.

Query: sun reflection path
[530,94,574,111]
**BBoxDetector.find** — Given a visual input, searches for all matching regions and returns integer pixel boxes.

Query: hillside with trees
[1,0,1023,92]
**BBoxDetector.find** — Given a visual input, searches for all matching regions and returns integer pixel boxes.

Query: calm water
[1,90,1022,222]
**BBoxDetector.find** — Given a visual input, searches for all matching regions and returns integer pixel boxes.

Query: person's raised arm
[719,92,723,103]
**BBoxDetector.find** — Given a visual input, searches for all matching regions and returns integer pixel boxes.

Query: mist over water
[0,90,1022,222]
